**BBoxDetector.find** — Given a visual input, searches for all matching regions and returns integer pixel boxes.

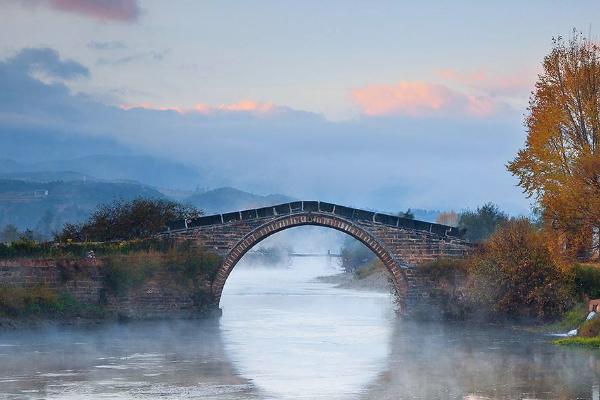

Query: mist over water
[220,259,394,400]
[0,252,599,399]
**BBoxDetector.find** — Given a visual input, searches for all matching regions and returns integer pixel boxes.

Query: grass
[553,336,600,348]
[0,286,107,319]
[0,237,202,260]
[542,301,588,332]
[354,259,384,280]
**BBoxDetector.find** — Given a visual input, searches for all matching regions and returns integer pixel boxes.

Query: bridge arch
[211,212,409,311]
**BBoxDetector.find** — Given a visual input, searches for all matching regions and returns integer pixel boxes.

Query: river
[0,258,599,399]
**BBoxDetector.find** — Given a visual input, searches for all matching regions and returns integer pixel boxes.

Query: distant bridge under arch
[163,201,470,315]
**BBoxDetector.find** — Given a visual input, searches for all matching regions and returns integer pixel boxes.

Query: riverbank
[553,337,600,348]
[316,260,392,293]
[0,307,223,331]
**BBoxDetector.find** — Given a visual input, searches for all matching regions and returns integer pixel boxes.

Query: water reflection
[0,258,599,399]
[220,260,394,400]
[364,320,600,399]
[0,319,258,399]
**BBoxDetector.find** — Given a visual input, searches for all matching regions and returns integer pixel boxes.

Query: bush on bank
[416,219,576,322]
[468,218,574,321]
[573,264,600,299]
[578,316,600,338]
[417,258,471,320]
[101,241,221,301]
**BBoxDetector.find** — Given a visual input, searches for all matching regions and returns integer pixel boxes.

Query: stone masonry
[163,201,471,315]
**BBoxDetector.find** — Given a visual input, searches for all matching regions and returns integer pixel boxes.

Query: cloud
[7,47,89,80]
[120,100,277,116]
[436,68,533,96]
[0,47,529,214]
[97,50,167,66]
[43,0,140,22]
[352,81,497,118]
[87,40,127,50]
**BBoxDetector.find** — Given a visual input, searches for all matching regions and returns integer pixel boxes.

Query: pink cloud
[436,68,533,96]
[352,81,495,118]
[46,0,140,22]
[120,100,275,115]
[216,100,274,113]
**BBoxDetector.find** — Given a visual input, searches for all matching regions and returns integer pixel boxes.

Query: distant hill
[0,180,296,238]
[0,155,202,190]
[0,179,165,237]
[185,187,295,214]
[0,170,91,183]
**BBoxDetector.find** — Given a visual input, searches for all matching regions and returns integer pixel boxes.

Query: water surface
[0,258,599,399]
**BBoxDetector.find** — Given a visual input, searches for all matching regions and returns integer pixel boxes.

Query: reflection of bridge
[163,201,471,315]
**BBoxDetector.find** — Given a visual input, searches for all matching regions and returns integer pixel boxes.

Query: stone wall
[0,258,103,303]
[0,258,213,319]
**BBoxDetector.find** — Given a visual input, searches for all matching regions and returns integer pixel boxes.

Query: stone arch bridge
[163,201,470,315]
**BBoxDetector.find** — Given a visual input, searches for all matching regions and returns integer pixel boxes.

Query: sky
[0,0,599,214]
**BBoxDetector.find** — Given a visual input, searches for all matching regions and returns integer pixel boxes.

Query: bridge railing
[166,200,464,238]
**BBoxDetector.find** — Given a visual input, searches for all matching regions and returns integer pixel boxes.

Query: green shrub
[573,264,600,298]
[548,301,589,331]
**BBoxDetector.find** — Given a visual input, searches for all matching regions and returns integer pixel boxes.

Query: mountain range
[0,154,441,238]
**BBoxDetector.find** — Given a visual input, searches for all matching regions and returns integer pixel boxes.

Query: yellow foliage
[508,31,600,259]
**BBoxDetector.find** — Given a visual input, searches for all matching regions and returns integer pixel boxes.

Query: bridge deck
[166,201,463,238]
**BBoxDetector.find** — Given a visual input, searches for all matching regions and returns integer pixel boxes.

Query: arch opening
[211,213,409,312]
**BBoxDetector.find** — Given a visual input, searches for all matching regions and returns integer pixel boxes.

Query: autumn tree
[436,211,458,227]
[468,219,573,321]
[508,31,600,257]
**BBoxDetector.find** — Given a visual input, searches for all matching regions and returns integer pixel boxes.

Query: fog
[1,233,599,399]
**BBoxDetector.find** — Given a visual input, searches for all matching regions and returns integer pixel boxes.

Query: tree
[56,198,203,242]
[436,211,458,227]
[458,203,508,242]
[340,236,376,273]
[468,219,573,321]
[507,31,600,257]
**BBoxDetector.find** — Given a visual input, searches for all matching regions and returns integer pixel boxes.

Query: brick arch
[211,212,409,311]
